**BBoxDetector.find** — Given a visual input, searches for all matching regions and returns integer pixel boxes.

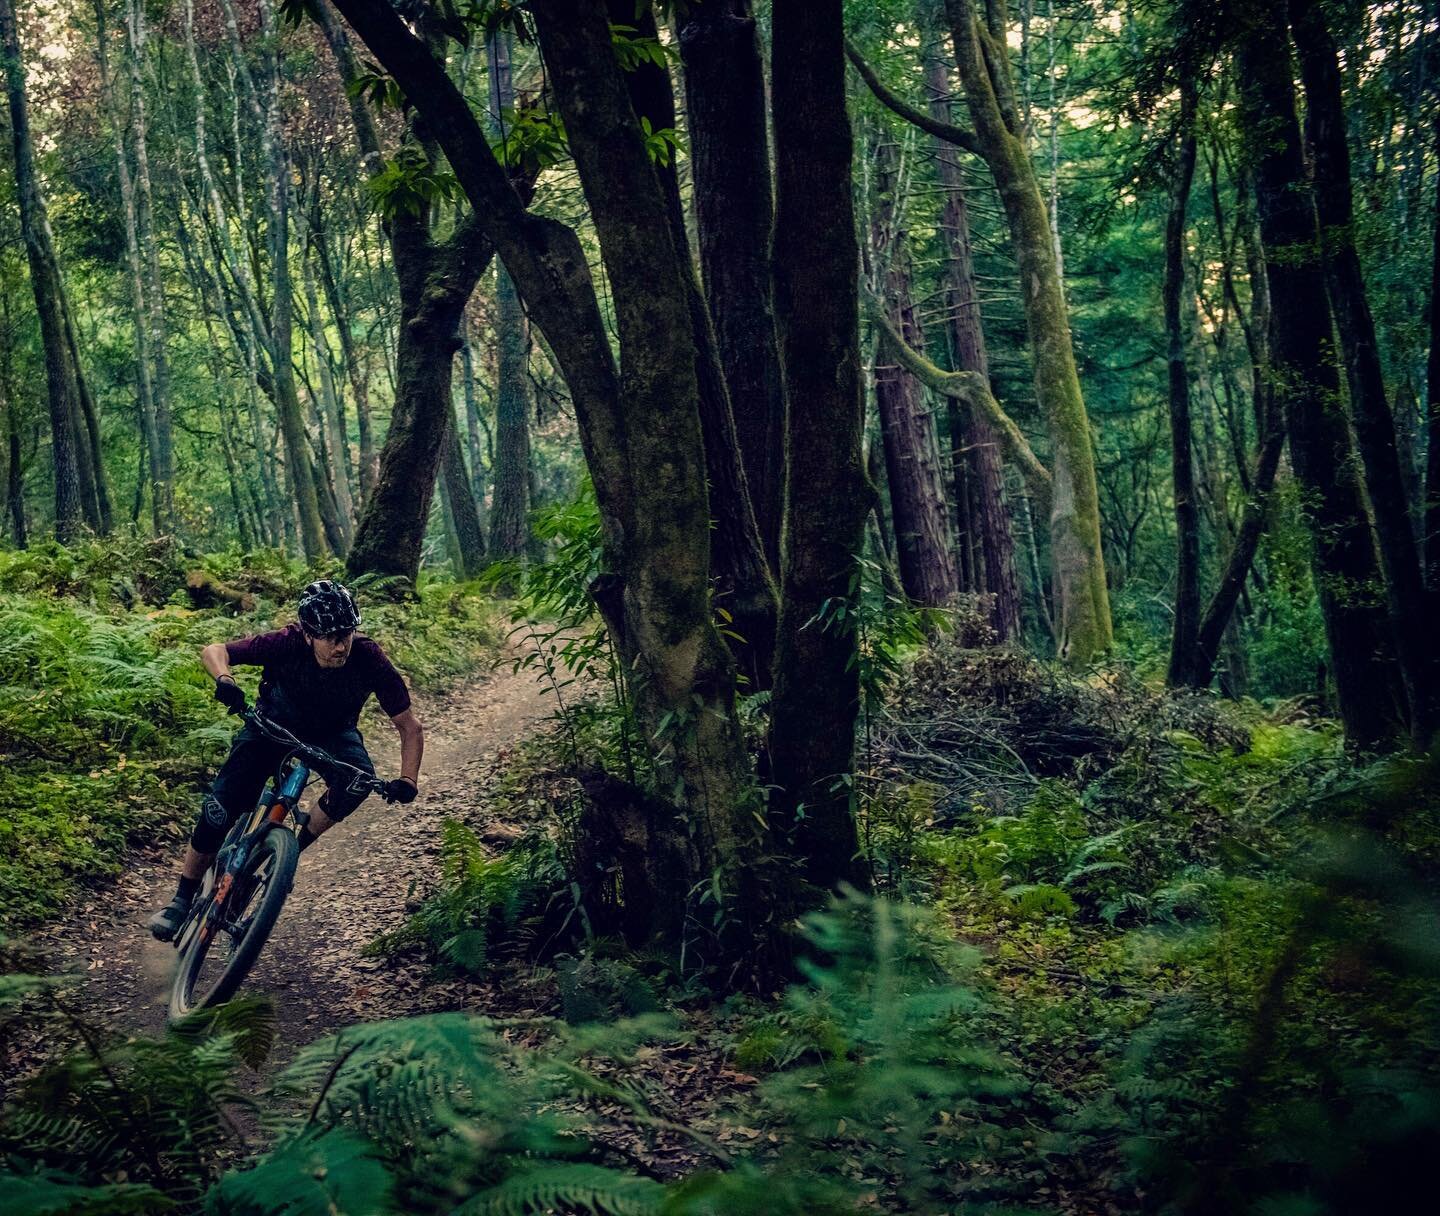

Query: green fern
[458,1163,665,1215]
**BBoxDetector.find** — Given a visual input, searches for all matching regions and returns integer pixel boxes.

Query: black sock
[176,875,200,903]
[298,826,318,853]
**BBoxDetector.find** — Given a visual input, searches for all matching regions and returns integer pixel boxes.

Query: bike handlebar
[243,708,398,802]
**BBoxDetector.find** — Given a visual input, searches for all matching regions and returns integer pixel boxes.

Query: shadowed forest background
[0,0,1438,1213]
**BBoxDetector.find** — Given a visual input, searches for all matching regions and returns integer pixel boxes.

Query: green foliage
[491,106,570,172]
[369,819,569,972]
[365,145,464,220]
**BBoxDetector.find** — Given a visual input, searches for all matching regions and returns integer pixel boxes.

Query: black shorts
[190,722,375,853]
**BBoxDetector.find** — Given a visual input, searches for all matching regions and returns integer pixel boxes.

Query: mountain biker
[146,580,424,941]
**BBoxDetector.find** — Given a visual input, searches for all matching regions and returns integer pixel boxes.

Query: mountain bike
[165,709,396,1022]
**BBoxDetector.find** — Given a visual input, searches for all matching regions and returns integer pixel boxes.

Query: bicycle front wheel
[169,827,298,1022]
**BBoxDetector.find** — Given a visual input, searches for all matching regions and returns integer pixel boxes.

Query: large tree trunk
[460,326,488,519]
[1,0,83,541]
[937,0,1111,663]
[679,0,786,571]
[611,0,777,686]
[1291,0,1438,747]
[1235,1,1405,748]
[921,2,1020,640]
[58,280,110,533]
[1164,82,1202,687]
[869,138,960,607]
[330,0,783,970]
[769,0,869,892]
[533,0,765,912]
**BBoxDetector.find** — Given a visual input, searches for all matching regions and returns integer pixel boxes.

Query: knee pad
[190,795,234,854]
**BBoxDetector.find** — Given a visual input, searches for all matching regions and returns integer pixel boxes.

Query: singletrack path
[24,656,559,1063]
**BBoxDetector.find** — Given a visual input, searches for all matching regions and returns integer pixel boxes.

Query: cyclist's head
[298,580,361,667]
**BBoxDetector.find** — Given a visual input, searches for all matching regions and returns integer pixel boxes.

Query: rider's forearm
[395,714,424,786]
[201,642,233,682]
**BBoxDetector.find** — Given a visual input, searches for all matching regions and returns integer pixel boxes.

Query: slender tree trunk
[312,213,374,502]
[679,0,786,570]
[0,295,25,547]
[769,0,869,892]
[1292,0,1438,747]
[442,412,487,576]
[870,140,960,607]
[58,284,109,532]
[940,0,1112,662]
[921,20,1021,638]
[460,326,488,521]
[124,0,175,529]
[1235,0,1405,748]
[94,0,164,534]
[297,195,355,540]
[1,0,83,541]
[1427,117,1440,602]
[1165,83,1202,687]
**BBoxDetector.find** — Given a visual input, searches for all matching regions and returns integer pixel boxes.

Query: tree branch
[844,38,982,156]
[866,291,1052,504]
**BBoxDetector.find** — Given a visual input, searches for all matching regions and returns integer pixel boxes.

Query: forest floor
[13,655,560,1063]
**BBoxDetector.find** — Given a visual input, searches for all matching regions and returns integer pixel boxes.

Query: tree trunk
[94,0,164,534]
[442,412,487,577]
[460,326,489,520]
[613,0,777,687]
[921,3,1021,640]
[1427,116,1440,603]
[312,213,375,502]
[937,0,1111,663]
[488,261,532,561]
[769,0,870,892]
[869,139,961,607]
[1165,82,1202,687]
[1,0,83,541]
[1291,0,1438,747]
[1235,1,1406,748]
[124,0,174,530]
[679,0,786,571]
[0,295,25,547]
[58,281,110,533]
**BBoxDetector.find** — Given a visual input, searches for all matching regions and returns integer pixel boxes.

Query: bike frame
[177,711,384,952]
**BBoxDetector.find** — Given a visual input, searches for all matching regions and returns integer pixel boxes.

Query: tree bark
[613,0,778,686]
[869,138,961,607]
[769,0,870,892]
[1427,116,1440,604]
[1164,82,1202,687]
[483,28,532,564]
[679,0,786,571]
[441,410,487,576]
[937,0,1112,662]
[124,0,174,531]
[1,0,84,541]
[1291,0,1438,747]
[460,326,488,520]
[1235,0,1406,748]
[920,22,1021,638]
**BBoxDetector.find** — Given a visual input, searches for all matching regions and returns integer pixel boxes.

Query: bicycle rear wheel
[169,827,298,1022]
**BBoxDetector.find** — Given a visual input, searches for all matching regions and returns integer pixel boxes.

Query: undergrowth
[0,539,501,928]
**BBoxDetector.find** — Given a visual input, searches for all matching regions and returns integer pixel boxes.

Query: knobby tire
[169,827,298,1022]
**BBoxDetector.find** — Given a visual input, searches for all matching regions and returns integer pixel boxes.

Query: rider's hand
[214,676,247,716]
[384,777,418,804]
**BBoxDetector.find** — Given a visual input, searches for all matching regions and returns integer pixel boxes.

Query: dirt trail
[27,658,559,1062]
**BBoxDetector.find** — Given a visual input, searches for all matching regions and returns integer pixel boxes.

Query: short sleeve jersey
[225,624,411,737]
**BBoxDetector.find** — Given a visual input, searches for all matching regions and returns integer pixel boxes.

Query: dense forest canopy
[0,0,1438,1212]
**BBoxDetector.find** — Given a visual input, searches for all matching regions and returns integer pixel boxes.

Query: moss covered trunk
[942,0,1110,664]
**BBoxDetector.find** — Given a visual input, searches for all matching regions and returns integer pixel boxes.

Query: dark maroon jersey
[225,624,410,736]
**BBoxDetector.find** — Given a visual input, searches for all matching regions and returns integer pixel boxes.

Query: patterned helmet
[297,580,362,637]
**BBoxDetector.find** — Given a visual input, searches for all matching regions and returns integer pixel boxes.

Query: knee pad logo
[203,796,229,826]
